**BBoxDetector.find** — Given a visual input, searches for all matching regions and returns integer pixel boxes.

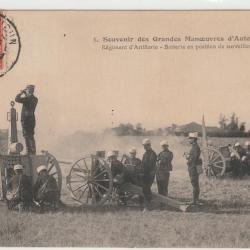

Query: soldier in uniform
[33,165,60,210]
[234,142,246,158]
[123,148,143,186]
[15,85,38,155]
[141,138,157,210]
[107,151,124,179]
[186,132,201,205]
[244,141,250,175]
[156,140,173,196]
[6,164,33,210]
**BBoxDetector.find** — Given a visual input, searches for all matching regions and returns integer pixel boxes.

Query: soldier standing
[156,140,173,196]
[124,148,143,186]
[186,132,201,205]
[141,139,157,210]
[15,85,38,155]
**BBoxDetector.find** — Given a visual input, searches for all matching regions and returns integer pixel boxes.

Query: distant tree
[227,113,239,131]
[219,114,228,129]
[239,122,246,132]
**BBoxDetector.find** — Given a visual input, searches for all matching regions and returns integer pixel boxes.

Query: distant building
[175,122,221,136]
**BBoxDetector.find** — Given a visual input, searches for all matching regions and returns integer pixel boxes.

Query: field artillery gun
[0,101,62,201]
[201,116,239,178]
[66,151,188,211]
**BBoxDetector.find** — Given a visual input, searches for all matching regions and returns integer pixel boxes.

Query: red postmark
[0,13,21,77]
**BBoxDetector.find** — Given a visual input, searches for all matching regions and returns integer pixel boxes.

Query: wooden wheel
[202,146,226,177]
[44,152,62,194]
[66,156,113,206]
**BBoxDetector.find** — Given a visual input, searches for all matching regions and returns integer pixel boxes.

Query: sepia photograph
[1,10,250,247]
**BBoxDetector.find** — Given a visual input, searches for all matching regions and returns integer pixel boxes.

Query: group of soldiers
[229,141,250,178]
[6,164,60,211]
[106,131,202,210]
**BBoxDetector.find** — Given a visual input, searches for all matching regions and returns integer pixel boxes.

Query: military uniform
[156,149,173,196]
[245,150,250,175]
[124,157,143,186]
[111,159,124,178]
[34,174,59,207]
[142,149,157,206]
[187,142,201,203]
[15,92,38,154]
[7,174,33,209]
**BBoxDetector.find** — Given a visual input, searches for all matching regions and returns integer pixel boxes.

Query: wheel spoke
[213,163,224,169]
[74,172,88,180]
[72,183,88,192]
[94,170,107,179]
[213,160,224,165]
[76,162,87,172]
[83,159,89,170]
[70,180,86,183]
[93,185,103,198]
[78,186,88,200]
[48,161,55,173]
[92,181,109,192]
[94,178,110,182]
[209,151,215,161]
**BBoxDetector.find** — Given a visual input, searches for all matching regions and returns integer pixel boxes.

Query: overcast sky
[1,11,250,139]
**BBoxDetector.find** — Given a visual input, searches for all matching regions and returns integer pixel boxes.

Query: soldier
[123,148,143,186]
[230,152,243,178]
[141,138,157,210]
[186,132,201,205]
[107,151,124,179]
[6,164,33,210]
[33,165,60,210]
[15,85,38,155]
[234,142,246,158]
[156,140,173,196]
[244,141,250,175]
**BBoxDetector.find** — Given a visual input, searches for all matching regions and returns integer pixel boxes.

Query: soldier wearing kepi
[141,138,157,210]
[33,165,60,210]
[15,85,38,155]
[186,132,201,205]
[124,148,143,186]
[6,164,33,211]
[156,140,173,196]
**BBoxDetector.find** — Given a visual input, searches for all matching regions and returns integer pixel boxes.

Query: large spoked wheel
[66,156,113,206]
[202,147,226,177]
[44,152,62,194]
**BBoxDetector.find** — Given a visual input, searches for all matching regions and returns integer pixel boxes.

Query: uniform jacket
[187,142,201,168]
[7,174,32,200]
[15,93,38,122]
[111,159,124,178]
[157,150,173,172]
[142,149,157,176]
[124,157,143,186]
[34,174,59,196]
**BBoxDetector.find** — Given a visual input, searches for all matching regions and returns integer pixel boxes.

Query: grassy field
[1,135,250,247]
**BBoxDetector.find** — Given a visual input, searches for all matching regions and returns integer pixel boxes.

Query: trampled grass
[1,135,250,247]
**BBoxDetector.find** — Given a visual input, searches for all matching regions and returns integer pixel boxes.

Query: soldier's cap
[14,164,24,171]
[234,142,241,147]
[160,140,169,146]
[107,151,116,158]
[37,165,47,173]
[129,147,137,154]
[242,156,247,161]
[142,138,151,145]
[26,84,35,90]
[188,132,198,139]
[230,152,237,157]
[245,141,250,146]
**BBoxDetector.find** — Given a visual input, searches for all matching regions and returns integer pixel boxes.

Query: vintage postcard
[1,10,250,247]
